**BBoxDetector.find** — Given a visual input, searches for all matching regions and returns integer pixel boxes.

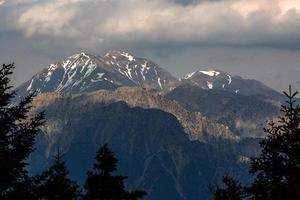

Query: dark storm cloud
[1,0,300,50]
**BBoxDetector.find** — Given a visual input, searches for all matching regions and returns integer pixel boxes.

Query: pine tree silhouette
[0,63,44,199]
[84,143,146,200]
[211,86,300,200]
[247,86,300,200]
[34,148,81,200]
[210,176,244,200]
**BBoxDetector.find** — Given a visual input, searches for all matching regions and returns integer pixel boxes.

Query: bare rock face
[165,84,280,138]
[32,87,238,142]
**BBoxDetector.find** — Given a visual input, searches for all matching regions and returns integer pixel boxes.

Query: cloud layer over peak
[3,0,298,48]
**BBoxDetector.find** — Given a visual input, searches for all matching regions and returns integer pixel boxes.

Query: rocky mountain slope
[16,51,283,101]
[29,92,248,200]
[179,70,283,100]
[16,51,177,98]
[31,87,238,142]
[165,84,280,138]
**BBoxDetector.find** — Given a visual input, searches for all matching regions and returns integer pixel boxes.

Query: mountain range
[17,51,283,99]
[16,51,284,199]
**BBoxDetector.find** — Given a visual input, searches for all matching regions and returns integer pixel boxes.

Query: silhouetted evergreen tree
[84,143,146,200]
[0,63,44,199]
[211,86,300,200]
[34,150,81,200]
[247,86,300,199]
[210,176,244,200]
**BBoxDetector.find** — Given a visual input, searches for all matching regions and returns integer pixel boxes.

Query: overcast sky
[1,0,300,92]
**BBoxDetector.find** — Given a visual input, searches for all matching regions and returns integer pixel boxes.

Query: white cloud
[99,0,300,45]
[17,0,81,37]
[10,0,300,47]
[0,0,5,6]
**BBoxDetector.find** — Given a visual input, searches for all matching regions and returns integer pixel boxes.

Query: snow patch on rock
[199,70,220,77]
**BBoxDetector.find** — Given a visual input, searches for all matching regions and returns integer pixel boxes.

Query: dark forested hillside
[29,93,249,200]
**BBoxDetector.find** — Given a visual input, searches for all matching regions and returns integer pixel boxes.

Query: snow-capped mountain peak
[180,69,234,91]
[179,68,282,99]
[16,53,283,101]
[16,51,177,97]
[102,51,176,89]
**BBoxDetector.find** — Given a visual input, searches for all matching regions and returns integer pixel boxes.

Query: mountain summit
[16,51,176,97]
[180,70,233,90]
[16,51,283,101]
[180,69,283,99]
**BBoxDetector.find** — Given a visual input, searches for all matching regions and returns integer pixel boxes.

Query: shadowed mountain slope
[29,94,248,200]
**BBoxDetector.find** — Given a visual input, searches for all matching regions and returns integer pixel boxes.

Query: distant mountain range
[17,51,284,200]
[17,51,283,99]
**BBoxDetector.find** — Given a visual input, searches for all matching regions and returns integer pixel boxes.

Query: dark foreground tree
[212,86,300,200]
[247,86,300,200]
[34,150,81,200]
[210,176,244,200]
[84,144,146,200]
[0,63,44,199]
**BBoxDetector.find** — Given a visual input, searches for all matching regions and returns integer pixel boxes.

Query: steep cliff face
[29,94,247,200]
[31,87,238,142]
